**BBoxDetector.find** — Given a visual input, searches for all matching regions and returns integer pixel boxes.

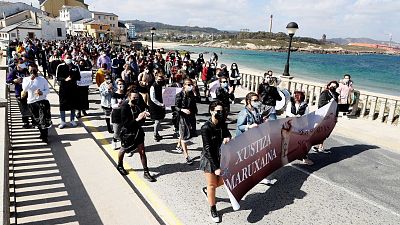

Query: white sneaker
[260,178,277,186]
[58,122,66,129]
[112,140,119,150]
[70,121,78,127]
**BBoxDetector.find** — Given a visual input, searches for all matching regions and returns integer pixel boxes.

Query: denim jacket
[236,106,263,137]
[99,81,115,108]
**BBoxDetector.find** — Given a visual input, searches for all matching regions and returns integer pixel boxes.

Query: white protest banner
[209,80,220,98]
[162,87,182,110]
[220,101,338,210]
[77,71,93,87]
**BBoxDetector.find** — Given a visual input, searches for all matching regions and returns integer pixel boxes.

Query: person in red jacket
[201,62,212,101]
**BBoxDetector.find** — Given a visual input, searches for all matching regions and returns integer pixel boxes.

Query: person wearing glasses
[175,79,199,165]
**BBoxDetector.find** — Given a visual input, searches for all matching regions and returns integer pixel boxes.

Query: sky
[12,0,400,42]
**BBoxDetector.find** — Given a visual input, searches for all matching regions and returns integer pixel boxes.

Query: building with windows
[125,23,136,39]
[90,11,118,30]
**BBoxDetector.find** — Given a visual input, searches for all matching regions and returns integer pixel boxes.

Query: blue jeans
[60,110,76,123]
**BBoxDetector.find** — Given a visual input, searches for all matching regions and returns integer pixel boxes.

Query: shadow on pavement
[219,144,379,223]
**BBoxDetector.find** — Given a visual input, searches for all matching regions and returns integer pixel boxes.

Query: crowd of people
[5,36,354,223]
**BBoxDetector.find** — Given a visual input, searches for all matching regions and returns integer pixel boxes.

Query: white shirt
[22,75,50,104]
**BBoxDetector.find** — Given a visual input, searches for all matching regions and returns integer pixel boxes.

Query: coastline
[140,41,400,100]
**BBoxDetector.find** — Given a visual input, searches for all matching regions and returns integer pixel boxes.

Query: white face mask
[221,82,228,88]
[186,85,193,92]
[65,59,73,65]
[252,101,261,109]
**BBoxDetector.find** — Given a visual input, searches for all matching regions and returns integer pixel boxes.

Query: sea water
[175,46,400,96]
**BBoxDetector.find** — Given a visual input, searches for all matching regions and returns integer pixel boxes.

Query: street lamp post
[282,22,298,76]
[150,27,156,52]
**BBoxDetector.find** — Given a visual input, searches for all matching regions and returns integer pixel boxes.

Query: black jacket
[318,90,339,109]
[216,87,234,108]
[201,119,231,170]
[175,91,199,116]
[258,84,282,106]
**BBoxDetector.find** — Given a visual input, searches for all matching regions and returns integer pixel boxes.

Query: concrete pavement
[8,84,160,224]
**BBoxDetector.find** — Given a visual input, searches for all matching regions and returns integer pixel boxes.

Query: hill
[122,20,223,34]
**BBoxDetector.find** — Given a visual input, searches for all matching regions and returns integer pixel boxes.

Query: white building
[0,9,65,48]
[91,11,118,30]
[59,5,91,35]
[125,23,136,39]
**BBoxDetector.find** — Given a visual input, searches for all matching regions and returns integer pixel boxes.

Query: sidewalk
[8,86,159,224]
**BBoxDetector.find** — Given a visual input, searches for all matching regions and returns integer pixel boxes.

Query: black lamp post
[150,27,156,51]
[282,22,298,76]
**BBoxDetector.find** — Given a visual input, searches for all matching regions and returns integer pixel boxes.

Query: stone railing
[0,56,10,225]
[240,73,400,126]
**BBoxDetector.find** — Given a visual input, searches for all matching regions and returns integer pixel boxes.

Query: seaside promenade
[1,54,400,224]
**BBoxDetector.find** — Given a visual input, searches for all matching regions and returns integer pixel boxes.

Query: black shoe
[154,134,162,142]
[201,187,208,200]
[210,206,221,223]
[143,171,156,182]
[186,156,193,165]
[82,110,88,116]
[117,166,128,175]
[22,123,31,129]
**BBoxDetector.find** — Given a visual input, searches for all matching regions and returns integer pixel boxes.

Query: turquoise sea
[175,46,400,96]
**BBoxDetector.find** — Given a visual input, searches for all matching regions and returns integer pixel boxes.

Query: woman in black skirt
[199,101,231,223]
[117,89,156,182]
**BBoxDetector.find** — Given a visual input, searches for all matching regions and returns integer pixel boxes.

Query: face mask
[130,99,139,105]
[214,111,224,121]
[221,83,228,88]
[65,59,73,64]
[186,85,193,92]
[30,70,38,76]
[252,101,261,109]
[329,87,336,92]
[157,80,165,86]
[343,78,349,83]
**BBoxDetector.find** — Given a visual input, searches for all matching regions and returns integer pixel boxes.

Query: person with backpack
[117,90,156,182]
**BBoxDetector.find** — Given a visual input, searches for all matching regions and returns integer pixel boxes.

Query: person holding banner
[313,81,339,153]
[175,79,199,165]
[285,91,314,165]
[200,101,231,223]
[76,59,92,118]
[236,92,275,185]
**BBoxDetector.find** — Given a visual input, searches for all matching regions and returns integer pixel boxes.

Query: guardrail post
[255,76,260,93]
[309,86,315,106]
[251,75,256,91]
[386,100,397,125]
[377,98,387,122]
[360,95,368,117]
[368,96,377,120]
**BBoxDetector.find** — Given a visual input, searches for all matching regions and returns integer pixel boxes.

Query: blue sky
[14,0,400,42]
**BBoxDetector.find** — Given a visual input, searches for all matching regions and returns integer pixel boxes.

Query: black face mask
[130,99,139,105]
[157,80,165,86]
[214,110,224,121]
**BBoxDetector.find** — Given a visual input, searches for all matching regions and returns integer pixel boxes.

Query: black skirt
[76,86,89,110]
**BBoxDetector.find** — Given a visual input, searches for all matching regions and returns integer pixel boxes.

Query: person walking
[22,64,52,143]
[236,92,275,185]
[76,59,91,118]
[6,63,32,128]
[285,91,313,165]
[257,75,282,120]
[229,63,241,97]
[313,81,339,153]
[117,90,156,182]
[138,65,154,105]
[215,76,234,115]
[175,79,199,165]
[149,74,166,142]
[200,101,231,223]
[56,54,81,129]
[99,75,115,133]
[111,78,126,150]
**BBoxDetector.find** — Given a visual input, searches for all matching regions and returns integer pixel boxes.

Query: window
[57,28,62,37]
[28,32,34,39]
[100,25,103,30]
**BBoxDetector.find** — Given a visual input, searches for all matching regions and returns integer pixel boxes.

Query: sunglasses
[221,81,227,83]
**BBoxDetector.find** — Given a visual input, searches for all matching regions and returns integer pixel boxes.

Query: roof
[73,18,94,24]
[90,11,118,17]
[40,0,87,6]
[86,20,108,25]
[0,18,41,33]
[0,2,44,19]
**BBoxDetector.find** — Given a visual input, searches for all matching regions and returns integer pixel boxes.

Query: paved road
[76,83,400,225]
